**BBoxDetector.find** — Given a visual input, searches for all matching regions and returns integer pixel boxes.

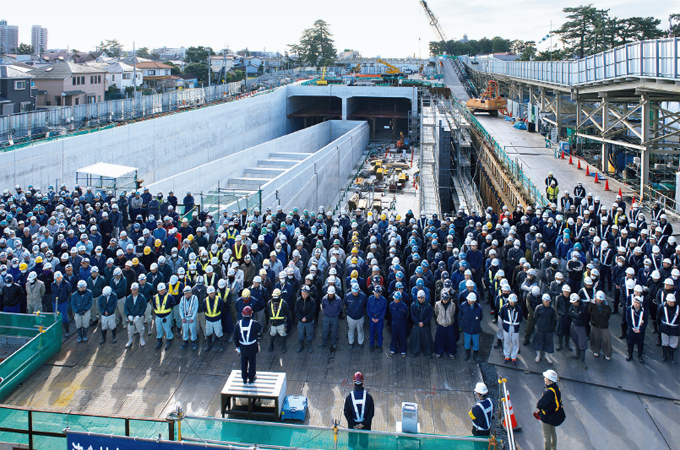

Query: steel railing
[459,37,680,87]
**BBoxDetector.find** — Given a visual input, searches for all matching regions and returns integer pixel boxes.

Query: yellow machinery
[376,59,401,75]
[353,64,362,73]
[317,67,328,85]
[466,80,507,116]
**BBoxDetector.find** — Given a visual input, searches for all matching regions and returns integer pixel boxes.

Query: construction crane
[419,0,478,98]
[317,67,328,85]
[376,58,401,75]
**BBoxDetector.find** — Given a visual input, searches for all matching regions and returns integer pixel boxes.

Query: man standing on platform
[343,371,374,449]
[234,306,262,384]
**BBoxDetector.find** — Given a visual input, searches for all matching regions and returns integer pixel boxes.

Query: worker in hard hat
[343,371,375,448]
[469,382,493,436]
[500,293,523,365]
[536,370,566,450]
[266,288,290,353]
[234,306,262,384]
[460,292,483,362]
[71,280,93,343]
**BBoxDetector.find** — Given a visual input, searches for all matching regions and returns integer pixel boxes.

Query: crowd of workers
[0,176,676,442]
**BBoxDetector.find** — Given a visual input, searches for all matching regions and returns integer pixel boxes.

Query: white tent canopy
[76,162,138,196]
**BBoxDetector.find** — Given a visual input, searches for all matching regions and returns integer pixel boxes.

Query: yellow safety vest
[226,228,238,240]
[155,294,171,314]
[234,244,244,260]
[168,282,181,297]
[270,300,284,320]
[204,274,216,286]
[205,293,222,318]
[541,387,562,415]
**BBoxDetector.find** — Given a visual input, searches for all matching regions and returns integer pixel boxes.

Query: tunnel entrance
[347,96,411,139]
[287,96,342,131]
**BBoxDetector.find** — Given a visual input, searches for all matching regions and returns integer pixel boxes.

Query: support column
[601,97,609,173]
[556,93,562,141]
[341,97,348,121]
[640,95,651,199]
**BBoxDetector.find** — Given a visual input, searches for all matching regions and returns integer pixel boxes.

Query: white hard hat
[467,293,477,302]
[543,370,558,383]
[474,382,488,395]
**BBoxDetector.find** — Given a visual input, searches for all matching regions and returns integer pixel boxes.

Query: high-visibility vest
[204,273,216,286]
[168,282,181,296]
[234,244,244,260]
[206,293,222,318]
[155,294,171,314]
[270,301,284,320]
[226,228,238,241]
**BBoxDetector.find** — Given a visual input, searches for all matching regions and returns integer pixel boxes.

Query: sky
[2,0,676,58]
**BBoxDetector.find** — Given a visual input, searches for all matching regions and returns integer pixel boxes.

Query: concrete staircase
[224,152,310,192]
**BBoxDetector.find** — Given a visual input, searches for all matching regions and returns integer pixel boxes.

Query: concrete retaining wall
[0,88,288,190]
[259,120,370,212]
[146,121,334,194]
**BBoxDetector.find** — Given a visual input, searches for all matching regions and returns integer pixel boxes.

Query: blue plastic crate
[281,395,308,421]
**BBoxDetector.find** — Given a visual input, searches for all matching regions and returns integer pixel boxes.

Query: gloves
[236,348,241,354]
[128,315,134,321]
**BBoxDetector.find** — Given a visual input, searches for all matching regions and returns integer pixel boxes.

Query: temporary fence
[0,313,62,402]
[200,188,263,217]
[451,99,549,207]
[0,406,489,450]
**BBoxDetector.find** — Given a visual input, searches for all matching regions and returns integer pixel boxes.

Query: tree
[289,20,337,68]
[518,41,537,61]
[185,46,214,63]
[16,43,33,55]
[98,39,123,57]
[165,61,181,75]
[616,17,664,44]
[671,14,680,37]
[555,5,606,58]
[184,63,209,83]
[136,47,151,59]
[491,37,511,53]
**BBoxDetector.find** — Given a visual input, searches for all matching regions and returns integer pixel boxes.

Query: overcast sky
[3,1,676,57]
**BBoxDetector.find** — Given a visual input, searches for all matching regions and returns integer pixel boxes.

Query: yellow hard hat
[381,214,387,220]
[272,288,281,298]
[351,247,359,254]
[19,263,28,271]
[351,270,358,279]
[188,234,194,241]
[242,288,251,298]
[351,257,359,264]
[155,239,162,247]
[132,258,139,265]
[259,268,267,276]
[144,246,151,255]
[396,215,401,221]
[35,256,43,263]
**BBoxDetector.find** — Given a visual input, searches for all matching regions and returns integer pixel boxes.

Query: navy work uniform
[234,307,262,384]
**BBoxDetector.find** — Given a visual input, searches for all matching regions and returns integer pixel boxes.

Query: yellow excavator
[317,67,328,85]
[466,80,507,116]
[376,59,401,75]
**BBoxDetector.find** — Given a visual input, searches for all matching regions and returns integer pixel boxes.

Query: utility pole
[132,41,137,99]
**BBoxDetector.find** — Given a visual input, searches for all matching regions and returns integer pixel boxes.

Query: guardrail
[459,37,680,87]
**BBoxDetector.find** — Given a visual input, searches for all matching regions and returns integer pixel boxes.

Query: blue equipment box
[281,395,308,421]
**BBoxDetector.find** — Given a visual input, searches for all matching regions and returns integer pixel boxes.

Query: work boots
[82,328,88,342]
[268,336,276,352]
[473,350,479,362]
[63,322,70,338]
[111,329,117,343]
[464,348,471,361]
[564,336,573,351]
[494,339,502,349]
[297,340,304,353]
[571,347,581,360]
[100,330,107,345]
[308,340,313,353]
[662,347,668,362]
[217,337,225,352]
[670,348,677,364]
[556,336,562,351]
[165,339,172,350]
[580,351,588,369]
[180,340,189,350]
[204,335,213,352]
[281,337,287,353]
[155,338,163,350]
[77,328,83,343]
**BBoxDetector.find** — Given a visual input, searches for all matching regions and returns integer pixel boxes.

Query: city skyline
[1,1,677,58]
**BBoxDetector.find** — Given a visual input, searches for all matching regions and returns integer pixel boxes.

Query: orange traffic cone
[561,149,565,159]
[604,179,610,191]
[618,188,622,197]
[586,165,590,176]
[569,154,573,164]
[594,173,599,183]
[502,392,522,432]
[577,159,582,170]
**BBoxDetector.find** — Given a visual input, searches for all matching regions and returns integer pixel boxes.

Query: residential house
[90,61,142,93]
[29,61,106,107]
[135,61,173,90]
[0,65,37,115]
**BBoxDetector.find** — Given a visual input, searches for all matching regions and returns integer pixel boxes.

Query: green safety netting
[0,313,62,401]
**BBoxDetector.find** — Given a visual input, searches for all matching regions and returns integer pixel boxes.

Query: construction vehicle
[466,80,506,116]
[376,59,401,75]
[317,67,328,86]
[397,132,407,149]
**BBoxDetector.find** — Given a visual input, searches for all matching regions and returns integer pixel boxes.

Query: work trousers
[322,316,339,346]
[197,311,207,338]
[155,315,174,340]
[74,311,91,329]
[570,324,587,351]
[368,318,384,347]
[90,299,100,324]
[116,298,127,327]
[144,303,153,326]
[127,316,145,340]
[627,330,644,356]
[503,330,520,359]
[390,321,407,354]
[524,310,536,341]
[347,316,365,345]
[464,332,480,351]
[172,305,182,329]
[182,319,197,342]
[661,333,679,348]
[433,324,456,356]
[101,314,116,331]
[221,308,234,335]
[206,319,223,337]
[590,326,612,357]
[240,345,257,383]
[409,324,433,355]
[297,321,314,342]
[56,301,69,324]
[270,324,286,336]
[27,302,41,314]
[542,421,557,450]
